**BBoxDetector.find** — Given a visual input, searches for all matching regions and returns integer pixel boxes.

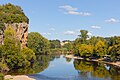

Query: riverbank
[4,75,35,80]
[65,55,120,67]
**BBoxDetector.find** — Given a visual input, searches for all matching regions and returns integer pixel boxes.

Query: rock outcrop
[0,23,28,48]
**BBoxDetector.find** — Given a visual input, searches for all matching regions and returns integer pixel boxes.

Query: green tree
[78,30,89,44]
[49,40,61,49]
[21,48,36,67]
[95,40,107,57]
[88,36,106,46]
[0,26,36,70]
[63,42,73,52]
[27,32,50,54]
[109,45,120,61]
[78,44,94,57]
[1,26,22,69]
[0,3,29,23]
[73,38,81,55]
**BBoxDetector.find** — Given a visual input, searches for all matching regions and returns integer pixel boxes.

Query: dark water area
[9,55,120,80]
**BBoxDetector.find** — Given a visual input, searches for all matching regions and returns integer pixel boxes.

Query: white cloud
[42,32,51,35]
[63,30,75,35]
[59,5,77,11]
[59,5,91,16]
[87,32,92,36]
[50,28,55,31]
[65,11,91,16]
[105,18,119,23]
[91,26,101,29]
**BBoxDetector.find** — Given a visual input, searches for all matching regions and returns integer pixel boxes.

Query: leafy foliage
[27,32,50,54]
[0,26,36,72]
[63,42,73,52]
[78,30,89,44]
[0,3,29,24]
[94,40,107,57]
[49,40,61,49]
[73,30,120,61]
[78,44,94,57]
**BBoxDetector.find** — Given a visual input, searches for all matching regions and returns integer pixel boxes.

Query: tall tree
[78,30,89,44]
[27,32,50,54]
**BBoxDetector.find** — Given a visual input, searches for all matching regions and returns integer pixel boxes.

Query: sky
[0,0,120,41]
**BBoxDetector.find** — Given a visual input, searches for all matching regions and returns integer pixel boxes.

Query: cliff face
[0,23,28,48]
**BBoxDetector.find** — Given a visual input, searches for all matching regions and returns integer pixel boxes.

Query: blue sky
[1,0,120,41]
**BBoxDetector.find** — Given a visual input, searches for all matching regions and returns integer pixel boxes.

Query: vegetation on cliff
[0,3,29,31]
[0,26,36,72]
[0,3,29,24]
[0,3,34,73]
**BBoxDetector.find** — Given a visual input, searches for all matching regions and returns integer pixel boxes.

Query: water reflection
[74,59,120,80]
[8,55,56,75]
[7,55,120,80]
[65,57,72,62]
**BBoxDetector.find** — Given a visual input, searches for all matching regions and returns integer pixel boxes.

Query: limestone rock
[0,23,28,48]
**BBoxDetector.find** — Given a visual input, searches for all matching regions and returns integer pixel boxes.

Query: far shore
[4,75,35,80]
[65,55,120,67]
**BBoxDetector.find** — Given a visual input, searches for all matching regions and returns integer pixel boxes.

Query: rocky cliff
[0,23,28,48]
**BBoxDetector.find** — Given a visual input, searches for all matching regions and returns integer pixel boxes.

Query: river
[9,55,120,80]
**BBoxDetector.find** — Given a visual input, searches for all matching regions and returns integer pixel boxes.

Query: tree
[88,36,106,46]
[0,3,29,23]
[78,30,89,44]
[109,45,120,61]
[0,26,36,70]
[73,38,81,55]
[27,32,50,54]
[21,48,36,67]
[95,40,107,57]
[49,40,61,49]
[78,44,94,57]
[63,42,73,52]
[1,26,22,69]
[107,36,120,61]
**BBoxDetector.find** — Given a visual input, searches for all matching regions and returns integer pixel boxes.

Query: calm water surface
[26,55,120,80]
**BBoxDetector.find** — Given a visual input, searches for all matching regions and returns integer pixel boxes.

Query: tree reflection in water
[6,55,120,80]
[7,55,56,75]
[74,59,120,80]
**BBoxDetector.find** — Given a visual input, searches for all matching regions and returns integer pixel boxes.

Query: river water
[25,55,120,80]
[8,55,120,80]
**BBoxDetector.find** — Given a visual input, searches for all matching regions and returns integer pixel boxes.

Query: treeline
[26,30,120,62]
[73,30,120,62]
